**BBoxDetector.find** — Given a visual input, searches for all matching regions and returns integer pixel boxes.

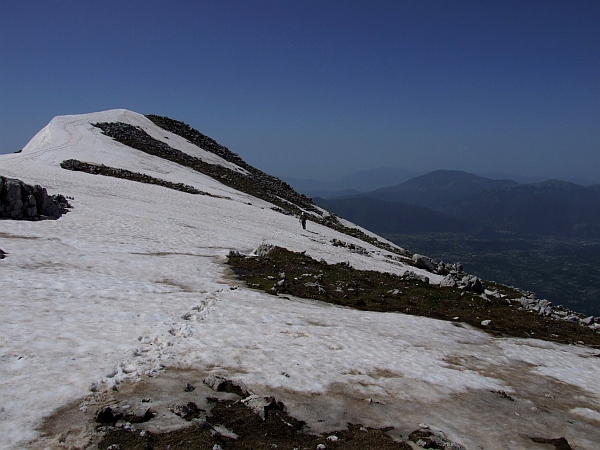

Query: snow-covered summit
[1,110,599,449]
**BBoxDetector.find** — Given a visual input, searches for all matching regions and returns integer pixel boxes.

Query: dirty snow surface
[1,110,599,450]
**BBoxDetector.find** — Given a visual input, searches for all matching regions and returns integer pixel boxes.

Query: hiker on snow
[300,212,307,230]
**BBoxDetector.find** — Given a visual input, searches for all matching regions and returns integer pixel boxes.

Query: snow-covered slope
[1,110,599,449]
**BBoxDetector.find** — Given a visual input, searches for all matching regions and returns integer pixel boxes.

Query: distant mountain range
[364,170,519,211]
[450,179,600,237]
[313,196,476,234]
[311,170,600,238]
[282,167,422,198]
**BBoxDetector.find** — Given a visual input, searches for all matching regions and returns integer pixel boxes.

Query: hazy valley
[303,170,600,317]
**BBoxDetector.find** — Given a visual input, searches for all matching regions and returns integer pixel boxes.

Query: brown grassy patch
[228,246,600,348]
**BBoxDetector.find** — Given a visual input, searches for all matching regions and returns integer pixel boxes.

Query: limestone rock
[412,254,437,272]
[460,275,484,293]
[203,374,249,396]
[440,274,458,288]
[403,270,430,284]
[0,176,71,220]
[241,395,284,420]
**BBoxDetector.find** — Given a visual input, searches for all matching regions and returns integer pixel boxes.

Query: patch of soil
[228,246,600,347]
[98,396,410,450]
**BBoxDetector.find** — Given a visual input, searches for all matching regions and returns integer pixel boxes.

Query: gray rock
[95,406,123,424]
[413,254,437,272]
[460,275,484,293]
[436,263,449,275]
[241,395,283,420]
[1,176,70,220]
[440,274,457,288]
[169,402,200,419]
[404,270,430,284]
[204,374,226,391]
[304,282,326,294]
[580,316,595,326]
[5,178,22,211]
[203,374,248,396]
[409,426,466,450]
[256,243,274,257]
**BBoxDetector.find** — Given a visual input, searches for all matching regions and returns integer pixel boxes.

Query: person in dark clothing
[300,212,307,230]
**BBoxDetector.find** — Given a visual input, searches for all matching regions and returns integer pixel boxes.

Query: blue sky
[1,0,599,183]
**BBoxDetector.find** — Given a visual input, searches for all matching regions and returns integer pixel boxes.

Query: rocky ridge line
[60,159,225,198]
[411,253,600,332]
[93,120,409,257]
[94,121,317,215]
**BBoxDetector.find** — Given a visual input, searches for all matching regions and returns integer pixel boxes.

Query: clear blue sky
[1,0,599,183]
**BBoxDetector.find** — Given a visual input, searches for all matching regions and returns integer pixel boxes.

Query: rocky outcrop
[412,254,437,271]
[0,176,71,220]
[93,121,317,215]
[60,159,222,197]
[460,275,485,293]
[331,238,371,256]
[510,292,600,332]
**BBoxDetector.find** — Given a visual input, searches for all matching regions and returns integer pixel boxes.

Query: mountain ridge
[364,169,519,210]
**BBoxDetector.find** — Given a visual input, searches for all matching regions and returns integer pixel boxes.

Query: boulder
[241,395,283,420]
[203,374,249,396]
[581,316,595,326]
[169,402,201,419]
[440,274,457,288]
[0,176,70,220]
[204,374,226,391]
[404,270,430,284]
[95,406,123,424]
[412,254,437,272]
[460,275,484,293]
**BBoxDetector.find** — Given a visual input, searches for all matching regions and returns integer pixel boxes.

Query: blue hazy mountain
[450,179,600,237]
[313,196,477,234]
[315,170,600,238]
[282,167,422,198]
[364,170,519,211]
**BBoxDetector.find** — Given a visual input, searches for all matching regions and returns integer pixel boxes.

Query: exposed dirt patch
[36,369,410,450]
[98,399,411,450]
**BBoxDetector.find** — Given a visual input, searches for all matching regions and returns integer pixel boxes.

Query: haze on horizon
[1,0,599,184]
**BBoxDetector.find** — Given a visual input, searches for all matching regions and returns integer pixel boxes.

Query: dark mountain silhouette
[587,184,600,195]
[450,180,600,237]
[313,197,476,234]
[283,167,422,197]
[365,170,519,211]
